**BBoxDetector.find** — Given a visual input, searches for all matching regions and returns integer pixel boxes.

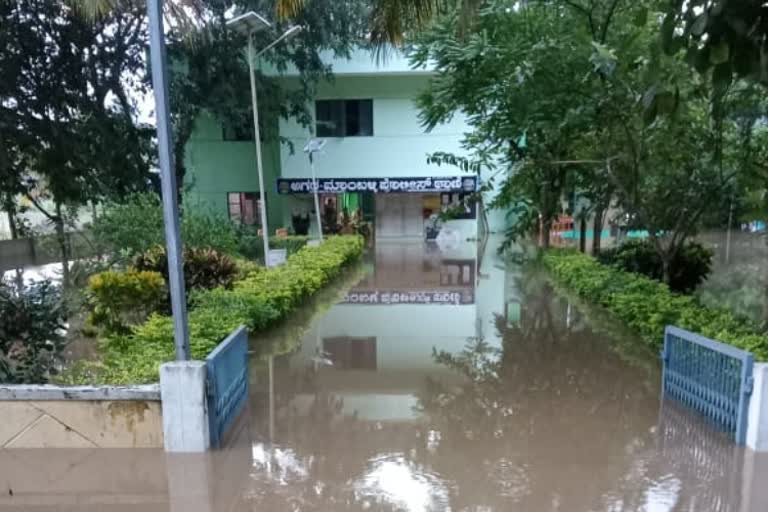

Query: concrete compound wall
[0,385,163,448]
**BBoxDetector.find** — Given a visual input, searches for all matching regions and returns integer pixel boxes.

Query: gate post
[160,361,210,452]
[746,363,768,452]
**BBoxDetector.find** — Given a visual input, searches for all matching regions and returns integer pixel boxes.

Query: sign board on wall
[341,289,475,306]
[277,176,478,195]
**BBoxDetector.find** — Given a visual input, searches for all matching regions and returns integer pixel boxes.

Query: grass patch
[542,249,768,360]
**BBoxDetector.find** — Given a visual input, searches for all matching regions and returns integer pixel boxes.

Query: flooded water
[3,238,768,511]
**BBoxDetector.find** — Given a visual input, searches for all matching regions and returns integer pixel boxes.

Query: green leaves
[690,12,709,36]
[544,250,768,360]
[710,40,730,65]
[87,269,167,335]
[0,280,67,384]
[92,193,242,260]
[64,236,365,384]
[590,42,617,76]
[712,61,733,95]
[633,7,648,28]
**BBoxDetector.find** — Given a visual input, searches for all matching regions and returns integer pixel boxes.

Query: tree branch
[23,193,57,222]
[599,0,621,43]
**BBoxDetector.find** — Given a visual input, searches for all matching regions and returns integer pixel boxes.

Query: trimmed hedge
[543,250,768,360]
[63,236,364,384]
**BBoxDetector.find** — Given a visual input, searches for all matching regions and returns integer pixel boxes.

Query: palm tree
[67,0,205,33]
[277,0,481,46]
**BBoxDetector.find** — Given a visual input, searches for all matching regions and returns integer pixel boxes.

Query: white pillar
[746,363,768,452]
[160,361,209,452]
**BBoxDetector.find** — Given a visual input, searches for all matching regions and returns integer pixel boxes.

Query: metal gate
[661,326,754,444]
[206,326,249,448]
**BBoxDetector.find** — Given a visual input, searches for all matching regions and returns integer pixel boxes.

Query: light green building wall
[184,112,283,233]
[184,58,509,234]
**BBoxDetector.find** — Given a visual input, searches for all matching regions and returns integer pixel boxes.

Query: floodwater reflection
[243,240,768,511]
[4,239,768,511]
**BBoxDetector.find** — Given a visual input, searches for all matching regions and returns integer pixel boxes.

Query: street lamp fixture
[226,12,303,266]
[303,138,326,242]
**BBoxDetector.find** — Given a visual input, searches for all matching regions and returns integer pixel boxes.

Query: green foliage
[0,0,152,234]
[543,250,768,360]
[92,193,241,258]
[134,245,239,293]
[166,0,371,191]
[68,235,364,384]
[598,240,713,294]
[662,0,768,89]
[86,269,167,335]
[0,279,67,384]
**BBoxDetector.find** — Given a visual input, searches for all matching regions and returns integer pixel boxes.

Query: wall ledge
[0,384,161,401]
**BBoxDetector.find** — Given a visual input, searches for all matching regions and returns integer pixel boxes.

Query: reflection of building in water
[273,240,508,424]
[341,243,479,306]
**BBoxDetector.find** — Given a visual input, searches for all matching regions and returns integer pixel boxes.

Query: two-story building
[183,48,504,240]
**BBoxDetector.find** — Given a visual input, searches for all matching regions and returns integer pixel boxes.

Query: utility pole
[147,0,190,360]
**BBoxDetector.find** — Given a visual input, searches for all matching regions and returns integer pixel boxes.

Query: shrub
[87,269,167,334]
[92,193,241,258]
[70,235,365,384]
[134,245,239,293]
[598,239,713,293]
[543,250,768,360]
[0,279,67,383]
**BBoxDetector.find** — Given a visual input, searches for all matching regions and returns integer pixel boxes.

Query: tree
[1,0,154,285]
[275,0,481,47]
[411,3,597,248]
[662,0,768,90]
[588,15,766,281]
[164,0,370,198]
[0,279,67,384]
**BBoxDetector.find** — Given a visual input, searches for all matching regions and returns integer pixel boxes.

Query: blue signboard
[206,326,249,448]
[277,176,478,195]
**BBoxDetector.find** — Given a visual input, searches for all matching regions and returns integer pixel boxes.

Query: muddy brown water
[2,238,768,511]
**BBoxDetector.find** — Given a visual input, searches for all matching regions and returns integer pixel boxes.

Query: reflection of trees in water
[243,266,744,511]
[415,271,661,510]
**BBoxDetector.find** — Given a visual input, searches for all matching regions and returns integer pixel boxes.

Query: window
[222,118,253,141]
[440,192,476,220]
[227,192,263,227]
[315,99,373,137]
[323,337,377,370]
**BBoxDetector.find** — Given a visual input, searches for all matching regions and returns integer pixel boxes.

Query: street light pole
[147,0,189,360]
[227,14,301,266]
[309,153,324,242]
[304,138,326,243]
[246,34,271,266]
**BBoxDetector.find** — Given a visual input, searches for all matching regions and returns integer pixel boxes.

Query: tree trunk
[54,202,70,288]
[592,207,604,254]
[579,215,587,253]
[661,254,672,286]
[7,210,18,240]
[541,218,552,249]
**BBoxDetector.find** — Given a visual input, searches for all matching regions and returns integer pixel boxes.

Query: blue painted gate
[206,325,249,448]
[661,325,754,444]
